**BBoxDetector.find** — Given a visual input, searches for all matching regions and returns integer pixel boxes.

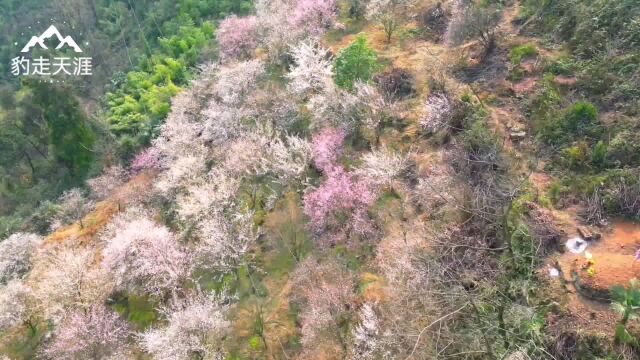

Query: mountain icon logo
[20,25,82,53]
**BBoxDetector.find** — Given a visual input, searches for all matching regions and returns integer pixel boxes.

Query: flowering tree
[351,303,381,359]
[0,232,41,284]
[140,292,230,360]
[305,127,378,244]
[44,305,130,360]
[214,60,265,106]
[0,280,32,331]
[247,87,301,131]
[355,147,408,187]
[87,165,128,199]
[31,246,112,323]
[311,127,346,172]
[293,258,355,353]
[221,134,268,178]
[366,0,413,43]
[102,218,190,297]
[304,166,377,245]
[131,147,164,174]
[419,93,452,133]
[195,211,257,274]
[221,131,312,183]
[176,170,241,222]
[261,134,313,183]
[217,15,259,61]
[290,0,338,35]
[308,81,360,130]
[155,155,208,195]
[287,40,334,96]
[52,188,95,229]
[255,0,302,62]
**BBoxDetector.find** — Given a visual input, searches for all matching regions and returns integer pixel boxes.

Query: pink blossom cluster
[217,15,259,61]
[290,0,339,35]
[131,147,163,174]
[305,128,377,244]
[311,127,346,172]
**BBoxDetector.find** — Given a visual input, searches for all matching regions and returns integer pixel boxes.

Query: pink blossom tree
[217,15,259,62]
[304,166,377,245]
[44,305,130,360]
[311,127,346,172]
[131,147,164,174]
[290,0,339,35]
[305,128,378,245]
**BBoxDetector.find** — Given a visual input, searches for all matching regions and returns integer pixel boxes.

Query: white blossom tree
[101,218,190,297]
[355,147,408,187]
[292,258,355,352]
[255,0,302,62]
[176,169,241,223]
[222,132,271,177]
[86,165,128,200]
[260,134,313,183]
[195,211,257,274]
[308,81,359,130]
[51,188,95,229]
[0,279,32,331]
[419,93,452,133]
[155,155,208,195]
[351,303,381,359]
[44,305,131,360]
[0,232,42,284]
[140,292,230,360]
[31,246,112,323]
[286,40,334,96]
[214,60,265,106]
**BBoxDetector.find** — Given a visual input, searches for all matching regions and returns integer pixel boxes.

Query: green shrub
[509,44,538,65]
[539,101,600,146]
[606,130,640,167]
[560,142,589,170]
[611,279,640,345]
[545,56,577,76]
[590,140,607,169]
[334,36,379,90]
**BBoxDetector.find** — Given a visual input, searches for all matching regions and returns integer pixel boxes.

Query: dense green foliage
[334,36,379,90]
[106,22,214,157]
[0,81,96,237]
[522,0,640,111]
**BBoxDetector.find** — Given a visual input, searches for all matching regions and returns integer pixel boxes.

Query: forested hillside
[1,0,640,359]
[0,0,250,237]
